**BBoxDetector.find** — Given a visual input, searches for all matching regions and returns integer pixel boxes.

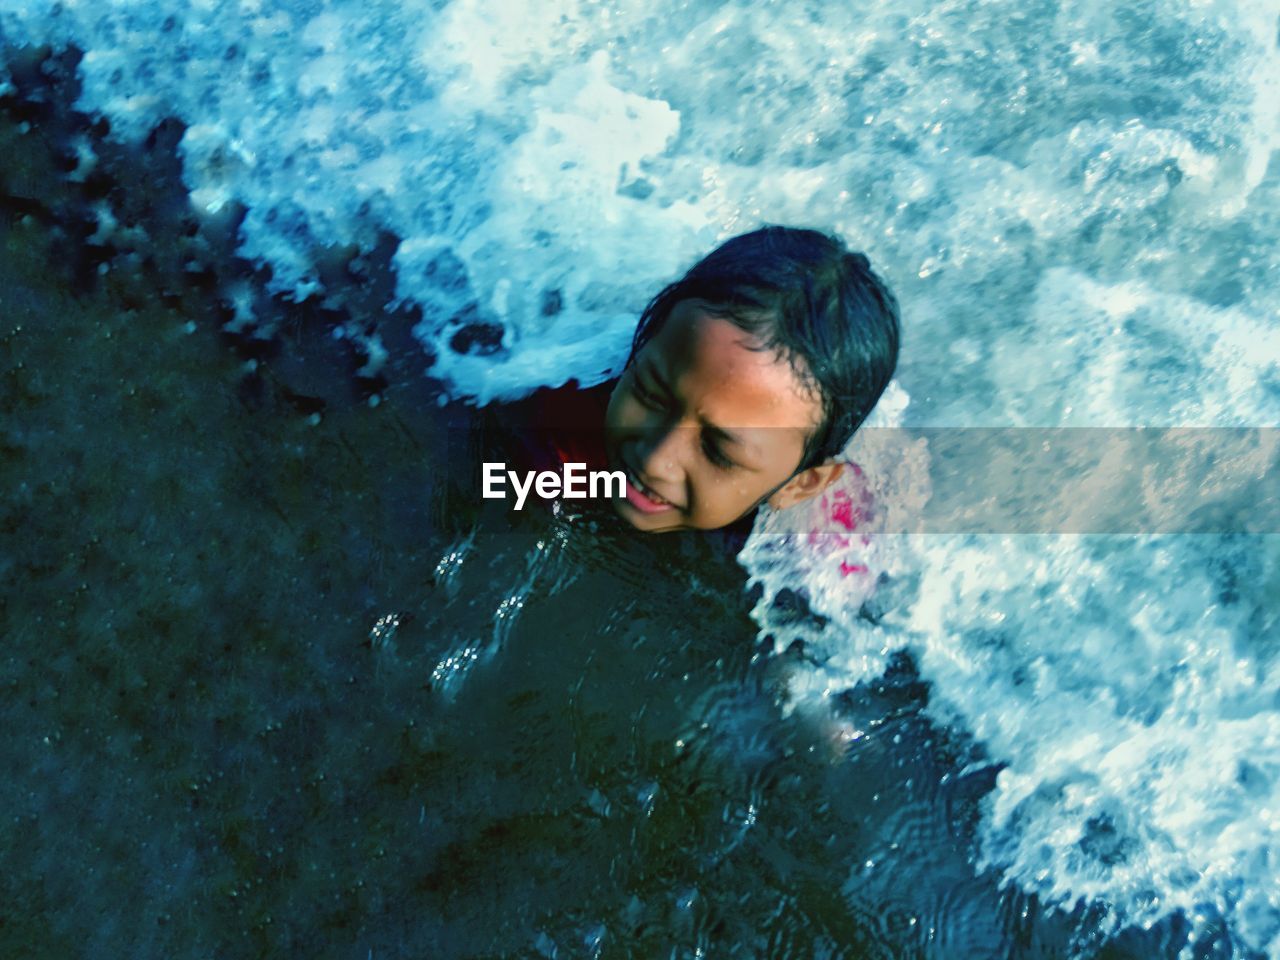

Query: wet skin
[604,299,845,533]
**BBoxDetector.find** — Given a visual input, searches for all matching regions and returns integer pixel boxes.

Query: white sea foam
[4,0,1280,953]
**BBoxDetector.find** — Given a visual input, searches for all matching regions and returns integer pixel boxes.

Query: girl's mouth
[623,471,676,514]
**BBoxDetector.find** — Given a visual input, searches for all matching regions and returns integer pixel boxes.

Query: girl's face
[605,299,842,533]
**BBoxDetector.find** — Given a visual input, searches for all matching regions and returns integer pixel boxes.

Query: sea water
[3,0,1278,956]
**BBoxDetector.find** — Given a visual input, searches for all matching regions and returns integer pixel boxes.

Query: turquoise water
[3,1,1279,956]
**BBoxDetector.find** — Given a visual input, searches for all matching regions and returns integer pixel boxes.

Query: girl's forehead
[650,303,822,430]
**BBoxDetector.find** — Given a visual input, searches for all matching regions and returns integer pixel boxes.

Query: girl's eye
[702,436,734,469]
[632,377,662,409]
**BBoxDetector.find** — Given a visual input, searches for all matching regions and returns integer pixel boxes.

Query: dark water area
[0,70,1201,959]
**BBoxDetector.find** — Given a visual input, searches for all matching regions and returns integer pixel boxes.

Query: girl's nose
[636,424,694,484]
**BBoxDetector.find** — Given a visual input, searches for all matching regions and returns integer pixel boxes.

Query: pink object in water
[826,466,874,532]
[815,463,878,581]
[830,495,862,531]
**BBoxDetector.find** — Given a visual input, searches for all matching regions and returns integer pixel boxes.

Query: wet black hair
[628,225,901,472]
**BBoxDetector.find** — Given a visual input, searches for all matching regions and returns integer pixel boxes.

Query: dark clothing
[495,378,615,480]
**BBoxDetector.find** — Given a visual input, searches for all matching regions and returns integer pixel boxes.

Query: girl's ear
[766,460,845,511]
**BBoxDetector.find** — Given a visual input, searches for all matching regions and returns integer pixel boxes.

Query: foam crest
[409,50,705,401]
[745,523,1280,954]
[4,0,1277,407]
